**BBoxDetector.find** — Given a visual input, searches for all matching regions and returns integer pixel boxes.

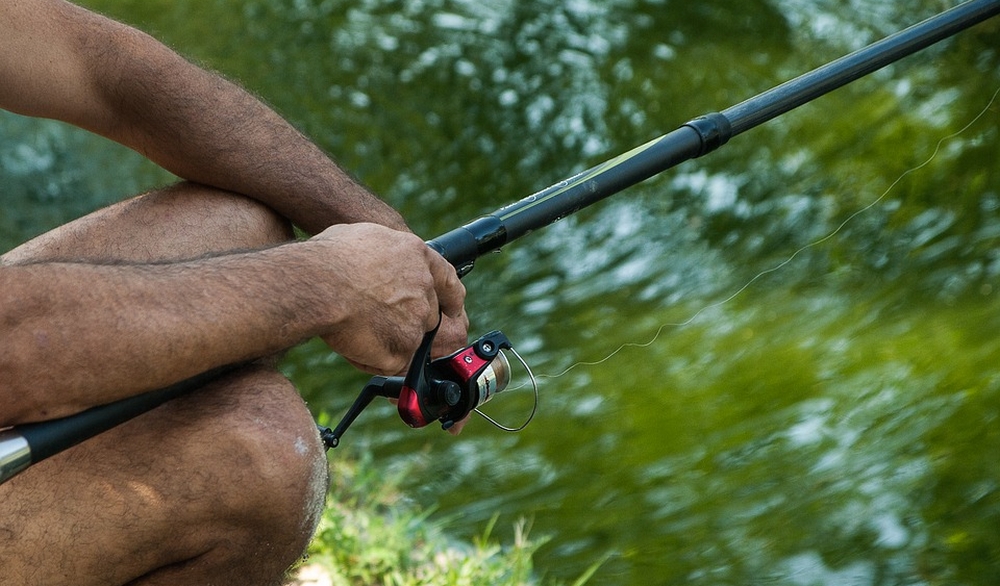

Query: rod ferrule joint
[684,112,733,157]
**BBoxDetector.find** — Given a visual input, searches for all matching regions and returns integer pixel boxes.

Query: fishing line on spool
[473,345,538,431]
[527,84,1000,383]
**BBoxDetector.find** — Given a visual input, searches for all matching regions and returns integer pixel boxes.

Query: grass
[289,451,603,586]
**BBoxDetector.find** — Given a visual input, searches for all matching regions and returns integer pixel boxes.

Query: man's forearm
[0,222,464,427]
[0,244,332,425]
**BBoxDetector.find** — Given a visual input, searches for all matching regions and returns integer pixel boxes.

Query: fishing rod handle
[0,363,241,486]
[427,215,506,276]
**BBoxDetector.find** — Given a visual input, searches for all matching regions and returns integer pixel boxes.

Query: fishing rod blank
[1,0,998,485]
[428,0,1000,271]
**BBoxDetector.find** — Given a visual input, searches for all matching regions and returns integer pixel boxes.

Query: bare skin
[0,0,471,584]
[1,184,330,585]
[0,202,464,424]
[0,0,404,234]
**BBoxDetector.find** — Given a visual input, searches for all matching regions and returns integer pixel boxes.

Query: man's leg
[0,183,330,586]
[2,181,296,265]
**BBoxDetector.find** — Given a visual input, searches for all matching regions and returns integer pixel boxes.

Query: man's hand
[313,223,468,376]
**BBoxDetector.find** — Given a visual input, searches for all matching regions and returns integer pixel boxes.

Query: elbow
[0,303,30,426]
[0,322,87,426]
[0,356,81,427]
[58,9,181,144]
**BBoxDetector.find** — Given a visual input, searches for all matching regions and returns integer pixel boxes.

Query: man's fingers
[432,310,469,359]
[447,415,470,436]
[427,249,466,320]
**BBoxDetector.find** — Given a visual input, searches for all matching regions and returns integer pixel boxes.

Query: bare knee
[154,367,330,584]
[218,369,329,565]
[224,369,330,539]
[149,182,296,254]
[0,366,329,586]
[2,181,294,265]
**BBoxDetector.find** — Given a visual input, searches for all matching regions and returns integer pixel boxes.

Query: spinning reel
[320,326,537,449]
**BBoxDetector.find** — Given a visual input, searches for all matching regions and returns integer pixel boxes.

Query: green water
[3,1,999,584]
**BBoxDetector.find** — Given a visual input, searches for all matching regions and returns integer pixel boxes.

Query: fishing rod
[321,0,1000,445]
[2,0,998,484]
[0,363,241,484]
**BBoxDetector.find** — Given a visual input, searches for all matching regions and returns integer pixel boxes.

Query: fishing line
[536,84,1000,382]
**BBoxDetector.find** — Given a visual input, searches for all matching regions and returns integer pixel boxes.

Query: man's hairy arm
[0,224,466,427]
[0,0,404,234]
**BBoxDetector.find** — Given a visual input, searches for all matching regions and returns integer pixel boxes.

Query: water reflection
[5,0,1000,584]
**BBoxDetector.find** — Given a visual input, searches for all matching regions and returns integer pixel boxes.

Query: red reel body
[321,329,514,448]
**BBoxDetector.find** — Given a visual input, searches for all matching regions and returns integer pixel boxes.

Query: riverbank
[290,451,601,586]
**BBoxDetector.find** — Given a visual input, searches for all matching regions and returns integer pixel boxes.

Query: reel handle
[320,375,403,449]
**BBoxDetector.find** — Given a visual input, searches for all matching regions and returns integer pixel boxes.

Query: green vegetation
[291,452,602,586]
